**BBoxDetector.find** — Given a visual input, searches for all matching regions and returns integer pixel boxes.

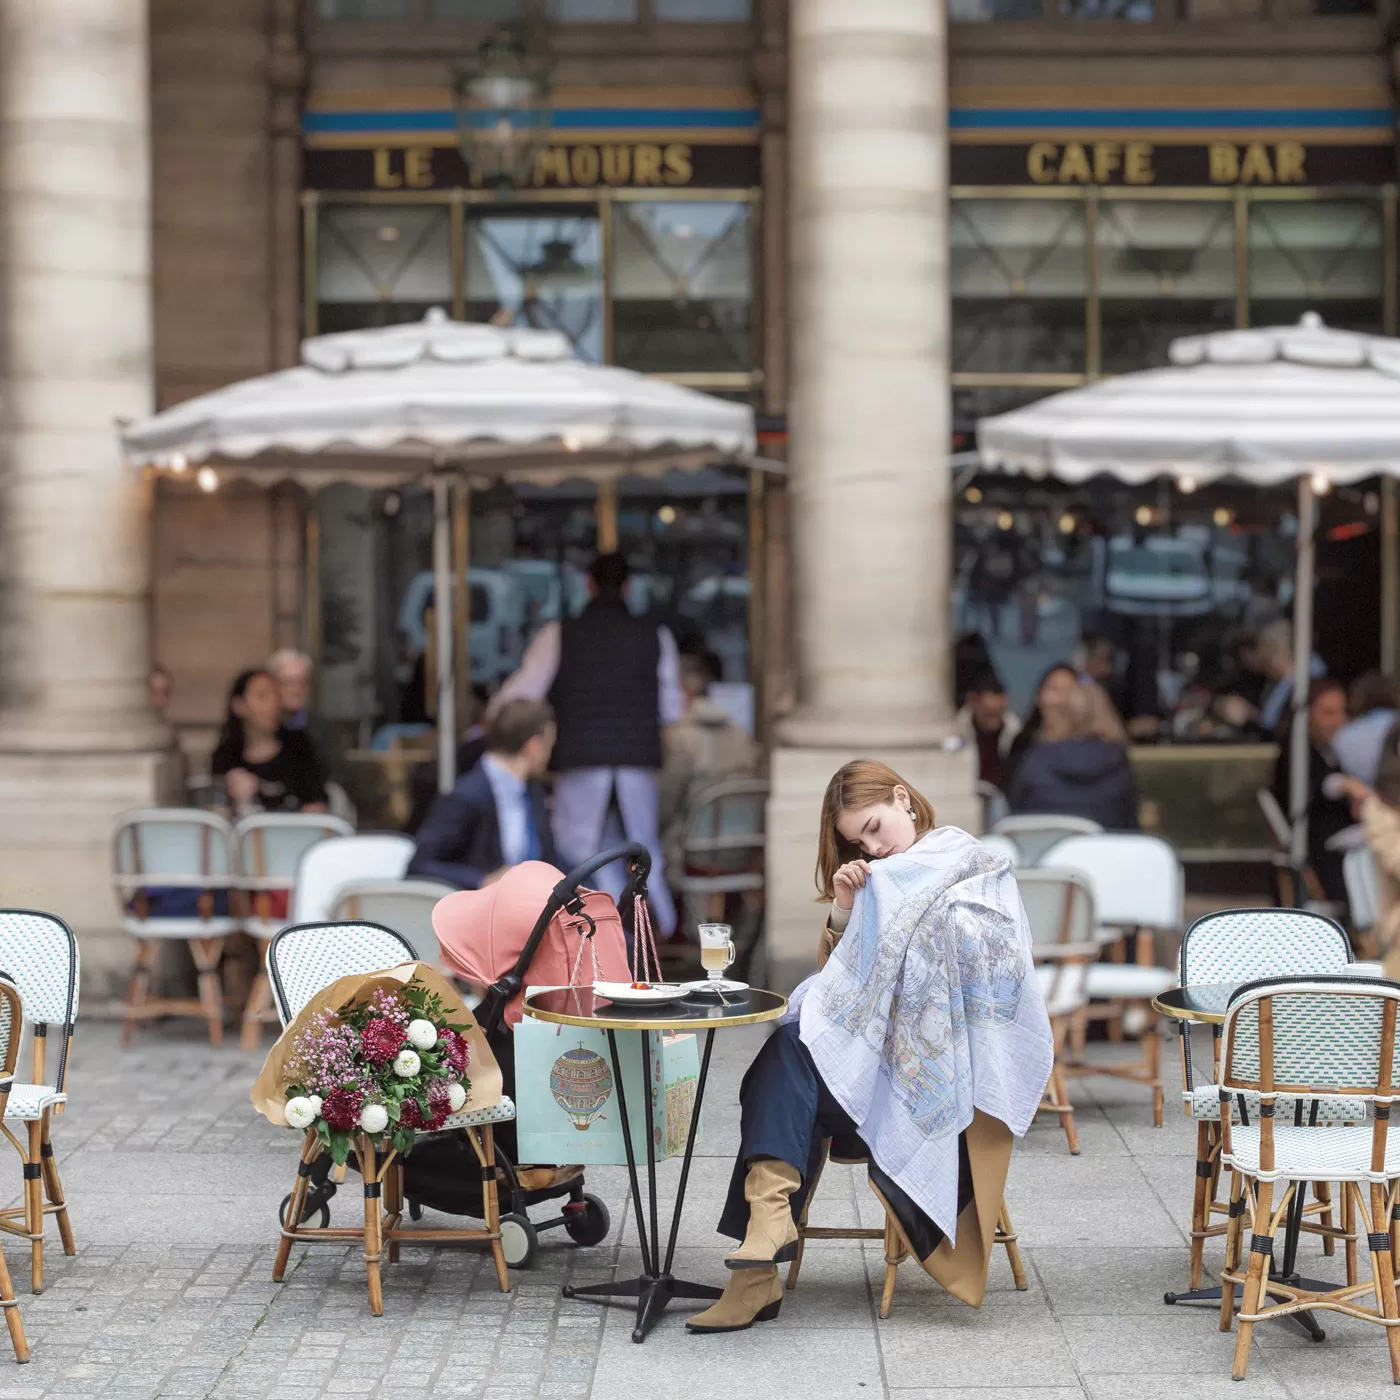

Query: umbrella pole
[433,474,457,795]
[1288,474,1316,902]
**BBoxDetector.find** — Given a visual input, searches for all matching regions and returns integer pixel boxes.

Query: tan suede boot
[724,1158,801,1269]
[686,1267,783,1334]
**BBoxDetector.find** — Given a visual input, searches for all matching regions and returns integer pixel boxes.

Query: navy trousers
[718,1021,969,1259]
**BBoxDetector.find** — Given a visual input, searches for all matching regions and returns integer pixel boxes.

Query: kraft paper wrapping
[251,961,502,1127]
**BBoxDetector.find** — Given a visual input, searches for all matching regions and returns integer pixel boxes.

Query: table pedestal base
[564,1275,723,1343]
[1164,1278,1329,1341]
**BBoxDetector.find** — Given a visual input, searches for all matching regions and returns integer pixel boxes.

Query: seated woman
[688,761,1053,1334]
[1006,671,1138,830]
[210,668,328,816]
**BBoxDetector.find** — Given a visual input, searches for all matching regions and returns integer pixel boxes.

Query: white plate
[682,979,749,996]
[593,981,688,1006]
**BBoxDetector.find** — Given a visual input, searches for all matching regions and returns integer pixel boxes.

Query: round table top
[522,986,788,1033]
[1152,983,1233,1025]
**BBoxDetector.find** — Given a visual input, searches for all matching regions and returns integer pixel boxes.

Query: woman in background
[211,669,328,816]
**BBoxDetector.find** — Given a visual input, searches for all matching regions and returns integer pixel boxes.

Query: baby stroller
[278,843,650,1270]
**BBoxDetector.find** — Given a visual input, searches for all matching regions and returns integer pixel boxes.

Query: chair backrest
[992,814,1104,866]
[1222,975,1400,1101]
[1014,869,1097,950]
[267,920,419,1023]
[235,812,355,885]
[1345,847,1382,932]
[979,833,1022,867]
[290,834,415,924]
[0,911,79,1091]
[331,880,454,967]
[325,781,358,828]
[112,809,237,890]
[1256,788,1292,850]
[0,974,25,1101]
[1181,906,1352,988]
[681,778,768,876]
[1039,832,1183,931]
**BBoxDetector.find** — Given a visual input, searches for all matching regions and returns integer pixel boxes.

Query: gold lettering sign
[365,142,699,190]
[1026,140,1156,185]
[1024,139,1308,187]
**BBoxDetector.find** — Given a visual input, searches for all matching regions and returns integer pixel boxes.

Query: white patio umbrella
[978,312,1400,884]
[122,309,757,790]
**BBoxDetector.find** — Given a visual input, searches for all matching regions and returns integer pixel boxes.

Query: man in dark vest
[487,552,683,934]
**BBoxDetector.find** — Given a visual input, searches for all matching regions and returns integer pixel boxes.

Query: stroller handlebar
[475,842,653,1034]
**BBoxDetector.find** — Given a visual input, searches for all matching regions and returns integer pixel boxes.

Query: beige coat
[817,917,1013,1307]
[1362,795,1400,979]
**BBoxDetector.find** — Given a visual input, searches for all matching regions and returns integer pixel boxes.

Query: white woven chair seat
[1187,1085,1357,1125]
[4,1084,66,1121]
[123,917,240,940]
[440,1095,516,1129]
[1085,964,1176,1001]
[1225,1121,1399,1183]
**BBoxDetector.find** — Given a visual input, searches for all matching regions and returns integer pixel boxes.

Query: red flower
[321,1086,363,1131]
[361,1018,404,1066]
[399,1099,427,1130]
[439,1028,469,1073]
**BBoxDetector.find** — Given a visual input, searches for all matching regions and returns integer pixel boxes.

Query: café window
[316,205,453,333]
[951,198,1088,377]
[1249,199,1386,334]
[430,0,524,16]
[463,211,605,361]
[315,0,409,14]
[612,201,754,374]
[547,0,639,19]
[1097,200,1235,372]
[653,0,750,16]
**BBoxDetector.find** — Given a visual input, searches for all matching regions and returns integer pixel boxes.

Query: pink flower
[439,1029,469,1074]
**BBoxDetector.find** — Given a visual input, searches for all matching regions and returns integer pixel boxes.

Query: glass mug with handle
[697,922,736,986]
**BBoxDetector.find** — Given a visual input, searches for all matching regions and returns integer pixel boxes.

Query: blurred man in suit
[408,699,557,890]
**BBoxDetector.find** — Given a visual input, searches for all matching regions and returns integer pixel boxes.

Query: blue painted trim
[949,107,1393,131]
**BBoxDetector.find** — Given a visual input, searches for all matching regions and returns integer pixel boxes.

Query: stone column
[764,0,976,990]
[0,0,171,989]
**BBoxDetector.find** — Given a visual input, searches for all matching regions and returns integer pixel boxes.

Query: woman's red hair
[814,759,936,900]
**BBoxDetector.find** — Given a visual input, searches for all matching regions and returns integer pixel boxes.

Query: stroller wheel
[279,1192,330,1231]
[500,1213,538,1270]
[563,1194,611,1248]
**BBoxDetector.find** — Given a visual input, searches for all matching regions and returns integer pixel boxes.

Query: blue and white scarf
[786,827,1053,1242]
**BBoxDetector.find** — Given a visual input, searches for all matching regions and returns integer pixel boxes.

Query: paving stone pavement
[0,1018,1390,1399]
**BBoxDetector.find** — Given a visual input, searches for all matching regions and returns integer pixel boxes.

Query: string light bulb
[1311,471,1332,496]
[196,466,219,494]
[996,510,1014,531]
[1058,512,1076,534]
[1178,475,1197,494]
[1213,507,1233,527]
[965,487,983,505]
[1134,505,1154,527]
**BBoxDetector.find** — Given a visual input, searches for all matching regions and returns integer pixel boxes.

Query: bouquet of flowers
[280,978,472,1165]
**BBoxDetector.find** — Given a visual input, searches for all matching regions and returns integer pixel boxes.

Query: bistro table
[522,985,788,1343]
[1153,981,1341,1341]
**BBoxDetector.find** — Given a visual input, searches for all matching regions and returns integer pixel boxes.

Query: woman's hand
[225,768,260,805]
[833,859,872,911]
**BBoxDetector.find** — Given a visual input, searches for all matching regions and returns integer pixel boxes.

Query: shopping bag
[515,993,702,1166]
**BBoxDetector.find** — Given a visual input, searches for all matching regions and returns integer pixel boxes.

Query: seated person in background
[211,668,329,816]
[955,669,1021,791]
[408,699,556,890]
[1332,671,1398,787]
[1007,675,1138,830]
[1273,677,1363,905]
[268,648,343,781]
[659,649,760,877]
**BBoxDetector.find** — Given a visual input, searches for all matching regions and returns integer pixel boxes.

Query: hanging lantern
[454,27,553,190]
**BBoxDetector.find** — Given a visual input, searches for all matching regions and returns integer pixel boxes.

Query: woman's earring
[905,806,916,820]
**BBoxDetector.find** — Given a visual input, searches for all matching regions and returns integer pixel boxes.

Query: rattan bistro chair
[991,814,1103,866]
[1174,908,1355,1295]
[267,921,515,1315]
[1040,832,1181,1125]
[234,812,354,1049]
[787,1141,1027,1318]
[0,913,78,1296]
[0,974,32,1362]
[1216,976,1400,1382]
[330,879,456,969]
[1016,869,1098,1155]
[112,809,239,1046]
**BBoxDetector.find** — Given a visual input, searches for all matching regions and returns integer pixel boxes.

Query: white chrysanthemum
[285,1096,317,1130]
[393,1049,421,1078]
[307,1095,323,1116]
[359,1102,389,1134]
[406,1019,438,1051]
[447,1082,468,1113]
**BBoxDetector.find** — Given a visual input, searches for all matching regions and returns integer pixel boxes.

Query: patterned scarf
[787,826,1053,1241]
